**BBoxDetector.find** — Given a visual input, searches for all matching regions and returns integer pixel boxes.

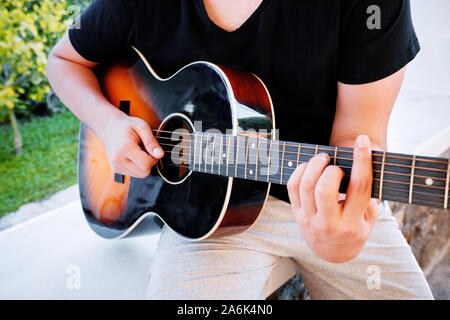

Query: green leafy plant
[0,0,87,154]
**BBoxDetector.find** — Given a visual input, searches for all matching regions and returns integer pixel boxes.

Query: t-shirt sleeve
[68,0,134,63]
[338,0,420,84]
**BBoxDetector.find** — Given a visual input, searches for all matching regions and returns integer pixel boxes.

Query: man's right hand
[99,112,164,179]
[46,33,164,179]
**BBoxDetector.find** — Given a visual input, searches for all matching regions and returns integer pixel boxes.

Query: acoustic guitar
[78,47,450,240]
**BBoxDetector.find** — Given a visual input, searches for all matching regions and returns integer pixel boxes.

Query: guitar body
[78,47,275,240]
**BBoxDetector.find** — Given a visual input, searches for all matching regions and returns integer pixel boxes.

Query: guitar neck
[164,132,450,210]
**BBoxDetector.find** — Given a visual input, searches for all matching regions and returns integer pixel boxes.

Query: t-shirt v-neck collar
[194,0,271,37]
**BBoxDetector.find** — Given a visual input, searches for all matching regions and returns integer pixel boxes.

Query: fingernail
[357,135,370,148]
[318,153,329,161]
[152,147,164,157]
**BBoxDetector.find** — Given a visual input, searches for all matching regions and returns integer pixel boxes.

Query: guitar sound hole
[156,114,194,185]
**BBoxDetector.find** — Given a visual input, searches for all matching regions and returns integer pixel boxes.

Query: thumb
[132,120,164,159]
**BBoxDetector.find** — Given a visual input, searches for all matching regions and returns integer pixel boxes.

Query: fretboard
[160,132,450,210]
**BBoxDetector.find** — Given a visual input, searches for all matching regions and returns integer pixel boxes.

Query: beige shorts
[146,196,433,300]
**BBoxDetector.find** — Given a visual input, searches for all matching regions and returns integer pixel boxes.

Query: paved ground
[0,201,160,300]
[0,185,79,231]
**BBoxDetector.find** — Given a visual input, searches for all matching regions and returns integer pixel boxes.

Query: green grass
[0,112,80,217]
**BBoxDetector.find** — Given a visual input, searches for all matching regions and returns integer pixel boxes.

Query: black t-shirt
[69,0,420,202]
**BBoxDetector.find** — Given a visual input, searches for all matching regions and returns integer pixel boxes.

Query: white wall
[403,0,450,95]
[387,0,450,155]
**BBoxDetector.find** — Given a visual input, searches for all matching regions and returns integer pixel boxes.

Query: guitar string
[155,139,450,177]
[157,149,448,193]
[151,129,450,166]
[155,161,446,203]
[154,133,449,172]
[159,142,447,186]
[159,142,449,188]
[163,161,446,195]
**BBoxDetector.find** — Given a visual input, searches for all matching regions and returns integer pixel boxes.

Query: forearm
[330,67,406,153]
[329,101,389,152]
[46,53,123,138]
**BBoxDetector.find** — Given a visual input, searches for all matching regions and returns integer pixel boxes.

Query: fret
[246,137,259,181]
[194,132,199,172]
[379,151,386,200]
[222,135,228,176]
[222,134,230,176]
[373,152,411,196]
[266,140,272,183]
[193,133,198,171]
[235,136,248,179]
[207,133,218,174]
[267,141,282,184]
[409,156,416,204]
[197,133,203,172]
[192,132,198,171]
[318,146,343,166]
[215,134,221,175]
[244,137,250,179]
[298,144,339,165]
[297,143,302,166]
[337,147,353,193]
[226,135,231,177]
[211,135,217,175]
[445,159,450,209]
[283,143,300,182]
[255,138,260,181]
[280,142,287,184]
[371,153,448,208]
[411,156,447,208]
[253,138,268,182]
[203,134,210,174]
[299,143,316,163]
[334,146,338,166]
[335,147,353,169]
[234,136,240,178]
[209,134,215,173]
[204,133,210,173]
[213,134,222,175]
[335,147,353,194]
[371,152,410,198]
[226,135,237,177]
[218,135,223,176]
